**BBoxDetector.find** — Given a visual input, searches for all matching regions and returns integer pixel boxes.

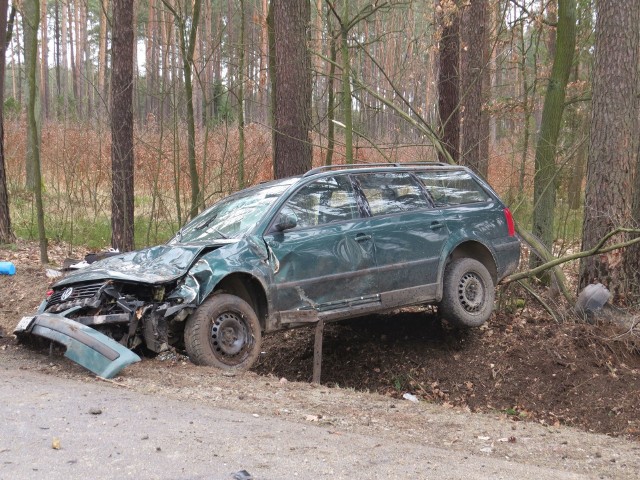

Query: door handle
[430,221,445,230]
[355,233,372,242]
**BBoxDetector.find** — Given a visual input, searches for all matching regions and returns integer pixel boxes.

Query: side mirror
[274,211,297,232]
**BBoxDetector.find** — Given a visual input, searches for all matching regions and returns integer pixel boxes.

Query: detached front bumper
[14,313,141,378]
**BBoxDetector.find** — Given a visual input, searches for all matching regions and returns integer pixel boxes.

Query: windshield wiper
[195,215,217,231]
[211,228,228,239]
[194,220,228,239]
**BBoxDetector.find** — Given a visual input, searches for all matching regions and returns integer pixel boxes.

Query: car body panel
[176,238,275,307]
[15,313,141,378]
[54,244,212,286]
[359,209,449,296]
[265,219,379,315]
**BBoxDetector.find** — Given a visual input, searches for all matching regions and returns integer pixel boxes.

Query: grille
[47,282,105,310]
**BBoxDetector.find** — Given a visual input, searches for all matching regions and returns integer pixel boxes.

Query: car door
[264,175,379,319]
[352,172,449,305]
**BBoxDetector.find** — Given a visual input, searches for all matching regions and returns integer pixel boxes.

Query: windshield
[172,179,296,243]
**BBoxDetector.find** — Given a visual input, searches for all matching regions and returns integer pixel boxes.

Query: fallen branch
[517,279,561,323]
[504,227,640,289]
[515,226,574,303]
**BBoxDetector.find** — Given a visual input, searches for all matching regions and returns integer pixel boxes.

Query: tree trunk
[272,0,312,178]
[340,16,353,164]
[40,0,49,120]
[98,0,109,115]
[111,0,135,252]
[61,0,68,111]
[530,0,576,268]
[23,1,41,192]
[183,0,202,217]
[14,10,22,106]
[460,0,487,176]
[0,0,15,243]
[258,0,268,124]
[581,0,639,300]
[437,1,460,163]
[68,2,78,113]
[325,32,336,167]
[145,0,155,121]
[237,0,246,188]
[24,0,48,262]
[54,0,61,118]
[82,1,92,119]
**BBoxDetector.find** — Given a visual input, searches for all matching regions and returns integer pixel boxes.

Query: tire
[440,258,495,328]
[184,293,262,372]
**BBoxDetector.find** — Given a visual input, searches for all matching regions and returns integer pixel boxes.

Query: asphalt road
[0,367,594,480]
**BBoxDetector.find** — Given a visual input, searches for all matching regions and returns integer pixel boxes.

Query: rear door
[264,175,379,317]
[352,172,449,304]
[415,169,517,279]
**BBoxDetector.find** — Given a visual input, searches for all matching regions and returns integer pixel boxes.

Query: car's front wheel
[184,293,262,371]
[440,258,495,328]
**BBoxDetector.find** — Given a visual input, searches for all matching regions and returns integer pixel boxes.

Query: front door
[264,175,378,318]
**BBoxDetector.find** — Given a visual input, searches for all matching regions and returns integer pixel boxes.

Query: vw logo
[60,287,74,301]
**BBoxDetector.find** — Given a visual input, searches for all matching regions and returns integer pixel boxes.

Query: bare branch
[517,280,561,323]
[508,0,557,27]
[504,228,640,285]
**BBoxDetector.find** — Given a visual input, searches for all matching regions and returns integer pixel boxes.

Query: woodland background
[0,0,639,302]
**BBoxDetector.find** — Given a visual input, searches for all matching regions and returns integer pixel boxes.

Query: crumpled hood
[54,244,219,286]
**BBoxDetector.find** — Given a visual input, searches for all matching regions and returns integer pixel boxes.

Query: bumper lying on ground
[14,313,141,378]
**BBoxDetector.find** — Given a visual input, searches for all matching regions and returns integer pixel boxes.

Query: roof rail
[303,161,450,177]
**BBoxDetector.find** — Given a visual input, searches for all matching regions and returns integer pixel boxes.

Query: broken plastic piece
[230,470,253,480]
[46,269,63,279]
[402,392,419,403]
[575,283,610,316]
[15,313,140,378]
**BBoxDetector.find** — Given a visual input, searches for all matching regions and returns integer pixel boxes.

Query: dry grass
[3,118,525,250]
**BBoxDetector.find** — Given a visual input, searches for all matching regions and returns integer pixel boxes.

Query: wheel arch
[444,240,498,285]
[212,273,269,331]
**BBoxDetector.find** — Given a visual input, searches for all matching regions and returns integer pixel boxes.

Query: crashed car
[16,163,520,377]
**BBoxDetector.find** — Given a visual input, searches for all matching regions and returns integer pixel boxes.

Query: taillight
[504,208,516,237]
[46,289,54,298]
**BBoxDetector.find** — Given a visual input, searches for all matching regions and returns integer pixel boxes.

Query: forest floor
[1,240,639,443]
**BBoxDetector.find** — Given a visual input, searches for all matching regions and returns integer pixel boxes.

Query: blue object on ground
[0,261,16,275]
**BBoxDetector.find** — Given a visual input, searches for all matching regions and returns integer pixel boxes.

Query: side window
[354,172,430,216]
[282,176,359,229]
[416,170,490,206]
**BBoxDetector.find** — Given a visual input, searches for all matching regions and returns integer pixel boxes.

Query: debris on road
[402,393,419,403]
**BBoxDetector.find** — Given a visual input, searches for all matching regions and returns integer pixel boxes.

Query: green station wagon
[16,163,520,377]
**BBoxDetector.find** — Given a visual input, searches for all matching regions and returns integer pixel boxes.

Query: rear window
[415,170,490,206]
[354,172,430,216]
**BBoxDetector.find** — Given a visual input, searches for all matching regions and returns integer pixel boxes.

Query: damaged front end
[46,280,194,351]
[16,276,197,377]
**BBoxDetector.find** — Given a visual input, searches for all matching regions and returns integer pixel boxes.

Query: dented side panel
[264,220,378,313]
[171,238,277,311]
[356,209,449,294]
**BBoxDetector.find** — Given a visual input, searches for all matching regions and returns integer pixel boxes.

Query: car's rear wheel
[440,258,495,328]
[184,293,262,371]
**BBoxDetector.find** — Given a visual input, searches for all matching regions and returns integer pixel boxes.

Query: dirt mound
[254,308,640,438]
[1,241,639,439]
